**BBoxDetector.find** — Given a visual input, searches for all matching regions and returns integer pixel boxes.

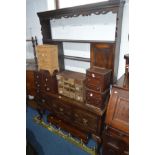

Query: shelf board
[43,39,116,44]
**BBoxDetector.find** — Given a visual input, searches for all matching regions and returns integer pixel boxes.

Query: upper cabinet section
[37,0,125,42]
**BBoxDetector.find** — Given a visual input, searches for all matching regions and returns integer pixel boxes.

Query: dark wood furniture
[45,92,108,144]
[37,0,125,83]
[102,54,129,155]
[85,66,112,109]
[26,1,126,154]
[56,70,86,102]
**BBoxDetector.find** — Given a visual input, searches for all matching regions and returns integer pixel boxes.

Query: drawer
[73,109,98,133]
[86,89,109,102]
[34,71,42,81]
[86,89,102,100]
[63,78,74,85]
[86,70,103,80]
[75,93,84,102]
[86,98,103,108]
[106,126,129,144]
[50,100,72,123]
[86,89,109,109]
[102,134,122,155]
[86,78,102,92]
[86,75,111,92]
[57,104,72,122]
[85,77,102,91]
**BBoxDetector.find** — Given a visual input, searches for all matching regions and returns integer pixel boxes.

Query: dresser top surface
[58,70,86,80]
[87,66,112,75]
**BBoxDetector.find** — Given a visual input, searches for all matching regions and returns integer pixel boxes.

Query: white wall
[117,0,129,79]
[51,12,117,41]
[63,42,90,73]
[26,0,54,59]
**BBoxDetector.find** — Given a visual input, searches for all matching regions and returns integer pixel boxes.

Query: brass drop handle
[46,87,50,91]
[59,108,63,112]
[83,118,88,125]
[75,114,78,117]
[42,99,45,103]
[90,93,93,97]
[114,91,118,94]
[92,73,95,78]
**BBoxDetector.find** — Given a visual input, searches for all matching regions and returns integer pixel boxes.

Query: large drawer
[73,109,98,133]
[102,130,129,155]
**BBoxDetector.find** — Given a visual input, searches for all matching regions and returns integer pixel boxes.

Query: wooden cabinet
[102,54,129,155]
[44,93,104,137]
[91,43,115,82]
[102,127,129,155]
[105,87,129,133]
[86,66,111,92]
[85,66,111,109]
[26,70,36,96]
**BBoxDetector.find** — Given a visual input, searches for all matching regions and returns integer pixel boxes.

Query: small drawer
[86,89,109,109]
[63,78,74,85]
[86,71,103,80]
[86,89,103,100]
[85,78,101,91]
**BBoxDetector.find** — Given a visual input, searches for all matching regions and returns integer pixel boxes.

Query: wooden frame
[37,0,125,82]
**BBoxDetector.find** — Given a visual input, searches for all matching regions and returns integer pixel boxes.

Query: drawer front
[86,71,103,80]
[46,96,72,123]
[73,109,98,133]
[86,98,103,108]
[34,71,42,81]
[102,134,122,155]
[56,103,72,122]
[86,80,102,92]
[106,126,129,144]
[86,89,102,100]
[86,89,109,108]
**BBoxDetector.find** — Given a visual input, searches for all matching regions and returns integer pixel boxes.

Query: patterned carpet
[26,107,98,155]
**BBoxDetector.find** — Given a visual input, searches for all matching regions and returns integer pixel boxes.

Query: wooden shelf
[43,39,116,44]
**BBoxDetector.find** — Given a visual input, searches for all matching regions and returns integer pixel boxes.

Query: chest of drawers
[86,67,111,92]
[56,70,85,102]
[85,66,111,110]
[44,93,105,137]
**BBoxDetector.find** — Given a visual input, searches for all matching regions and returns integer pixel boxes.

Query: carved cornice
[37,0,125,20]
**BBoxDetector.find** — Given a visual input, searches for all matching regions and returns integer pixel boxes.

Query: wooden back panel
[90,43,115,82]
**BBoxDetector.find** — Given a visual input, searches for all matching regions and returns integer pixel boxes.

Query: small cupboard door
[105,87,129,133]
